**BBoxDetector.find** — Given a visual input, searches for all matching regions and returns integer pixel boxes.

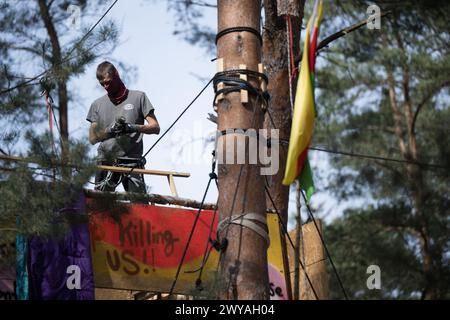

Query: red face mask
[102,70,128,105]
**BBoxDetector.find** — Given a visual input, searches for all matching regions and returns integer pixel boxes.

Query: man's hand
[115,116,138,134]
[122,123,139,134]
[100,118,139,142]
[105,120,125,138]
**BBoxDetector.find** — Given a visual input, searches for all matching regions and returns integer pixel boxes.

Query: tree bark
[263,0,305,301]
[216,0,269,300]
[262,0,303,228]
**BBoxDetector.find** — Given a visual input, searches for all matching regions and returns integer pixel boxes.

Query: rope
[183,151,219,291]
[168,159,217,295]
[294,180,306,300]
[265,105,447,171]
[64,0,120,61]
[125,67,269,180]
[288,16,297,79]
[94,158,145,190]
[264,184,320,300]
[300,190,349,300]
[215,69,269,84]
[286,15,298,115]
[40,77,63,151]
[213,69,269,109]
[39,84,60,180]
[309,146,449,170]
[123,78,214,180]
[95,169,123,191]
[183,197,218,289]
[286,15,294,114]
[216,26,262,45]
[43,90,57,161]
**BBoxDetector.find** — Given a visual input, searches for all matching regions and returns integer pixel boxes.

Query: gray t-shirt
[86,90,154,161]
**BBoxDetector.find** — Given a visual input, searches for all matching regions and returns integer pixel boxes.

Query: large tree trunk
[262,0,305,300]
[262,0,304,227]
[216,0,269,300]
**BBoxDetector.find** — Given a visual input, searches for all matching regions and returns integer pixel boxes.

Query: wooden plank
[0,154,27,162]
[258,63,267,92]
[167,174,179,197]
[239,64,248,103]
[0,154,190,178]
[85,189,279,213]
[85,189,217,210]
[215,58,225,106]
[300,219,329,300]
[97,165,190,178]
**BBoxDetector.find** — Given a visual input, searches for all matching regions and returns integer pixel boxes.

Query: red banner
[89,203,287,298]
[89,204,218,294]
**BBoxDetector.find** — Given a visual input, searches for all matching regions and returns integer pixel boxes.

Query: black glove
[105,120,124,139]
[122,123,139,134]
[116,116,138,134]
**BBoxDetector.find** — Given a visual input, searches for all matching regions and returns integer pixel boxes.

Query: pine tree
[314,0,450,299]
[0,0,122,268]
[164,0,450,299]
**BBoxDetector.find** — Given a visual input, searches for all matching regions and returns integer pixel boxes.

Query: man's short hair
[96,61,116,80]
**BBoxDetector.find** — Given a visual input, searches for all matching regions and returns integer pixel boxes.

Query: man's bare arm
[89,122,110,145]
[136,111,160,135]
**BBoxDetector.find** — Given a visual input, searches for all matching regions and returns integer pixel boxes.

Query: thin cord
[265,109,447,171]
[124,78,214,179]
[286,15,293,111]
[64,0,120,60]
[309,146,448,170]
[44,91,57,161]
[183,196,219,291]
[168,175,214,295]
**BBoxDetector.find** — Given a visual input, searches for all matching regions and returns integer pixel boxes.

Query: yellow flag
[282,19,315,186]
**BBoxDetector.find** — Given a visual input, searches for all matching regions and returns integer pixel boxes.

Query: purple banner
[27,192,94,300]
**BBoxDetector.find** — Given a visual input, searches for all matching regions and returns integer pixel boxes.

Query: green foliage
[165,0,217,53]
[325,206,426,299]
[0,0,123,270]
[0,132,96,269]
[0,0,120,138]
[315,0,450,299]
[160,0,450,299]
